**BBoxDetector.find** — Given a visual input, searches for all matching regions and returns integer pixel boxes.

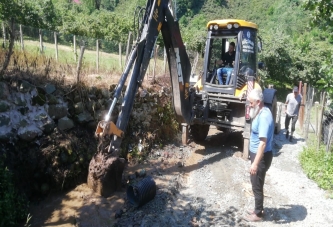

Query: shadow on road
[263,204,307,224]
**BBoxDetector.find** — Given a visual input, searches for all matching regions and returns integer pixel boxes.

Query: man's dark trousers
[285,114,298,132]
[250,151,273,216]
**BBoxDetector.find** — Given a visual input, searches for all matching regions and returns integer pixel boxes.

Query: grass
[299,141,333,199]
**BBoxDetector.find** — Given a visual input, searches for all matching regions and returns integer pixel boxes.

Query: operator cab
[203,19,259,96]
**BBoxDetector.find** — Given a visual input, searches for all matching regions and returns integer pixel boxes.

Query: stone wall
[0,78,179,197]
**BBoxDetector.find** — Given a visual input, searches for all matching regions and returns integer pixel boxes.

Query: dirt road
[28,122,333,227]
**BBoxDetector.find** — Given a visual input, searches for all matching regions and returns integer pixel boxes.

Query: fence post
[315,101,319,136]
[299,82,306,132]
[317,92,327,151]
[19,24,24,50]
[119,42,122,69]
[39,29,43,53]
[2,21,6,48]
[54,32,58,61]
[96,39,99,73]
[73,35,77,62]
[125,31,132,63]
[77,42,85,84]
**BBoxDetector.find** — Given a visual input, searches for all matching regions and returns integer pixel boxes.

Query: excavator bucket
[95,120,124,138]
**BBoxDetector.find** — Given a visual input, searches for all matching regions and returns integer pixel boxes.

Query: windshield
[240,29,257,76]
[207,37,237,72]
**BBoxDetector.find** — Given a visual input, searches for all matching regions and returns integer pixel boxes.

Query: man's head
[248,88,264,119]
[293,86,299,96]
[228,42,235,53]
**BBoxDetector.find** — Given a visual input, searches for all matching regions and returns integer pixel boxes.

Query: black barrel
[126,175,156,207]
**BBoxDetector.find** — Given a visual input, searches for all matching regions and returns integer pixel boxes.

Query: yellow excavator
[90,0,278,196]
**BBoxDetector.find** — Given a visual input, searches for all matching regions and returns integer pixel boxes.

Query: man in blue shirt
[244,88,274,222]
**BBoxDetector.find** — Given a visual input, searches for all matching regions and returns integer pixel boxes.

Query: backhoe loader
[88,0,278,197]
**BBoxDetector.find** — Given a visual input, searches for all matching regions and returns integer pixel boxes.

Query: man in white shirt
[285,86,302,142]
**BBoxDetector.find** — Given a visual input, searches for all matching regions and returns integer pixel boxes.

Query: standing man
[285,86,302,142]
[216,42,235,85]
[244,88,274,222]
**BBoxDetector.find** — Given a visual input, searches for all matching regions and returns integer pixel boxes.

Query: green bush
[300,145,333,197]
[0,157,29,227]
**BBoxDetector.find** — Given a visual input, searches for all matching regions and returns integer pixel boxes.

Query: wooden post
[125,31,132,63]
[119,42,122,69]
[299,83,306,132]
[181,123,188,145]
[19,24,24,50]
[315,101,319,136]
[77,44,85,84]
[2,21,6,48]
[304,87,314,141]
[39,29,43,53]
[96,39,99,73]
[54,32,58,61]
[73,35,77,62]
[317,92,327,151]
[153,45,159,83]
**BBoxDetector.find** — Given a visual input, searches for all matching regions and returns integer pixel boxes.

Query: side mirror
[258,36,263,52]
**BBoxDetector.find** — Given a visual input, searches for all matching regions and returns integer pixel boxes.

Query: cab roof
[207,19,258,30]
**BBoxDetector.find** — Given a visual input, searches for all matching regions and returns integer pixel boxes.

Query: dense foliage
[0,157,29,227]
[303,0,333,96]
[1,0,332,90]
[300,145,333,198]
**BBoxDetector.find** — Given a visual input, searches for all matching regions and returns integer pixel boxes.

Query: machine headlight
[213,24,219,30]
[227,24,232,29]
[233,23,239,28]
[209,25,213,30]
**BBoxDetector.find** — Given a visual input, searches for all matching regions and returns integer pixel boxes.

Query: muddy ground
[27,119,333,227]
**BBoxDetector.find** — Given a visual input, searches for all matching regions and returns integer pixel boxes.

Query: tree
[303,0,333,96]
[303,0,333,31]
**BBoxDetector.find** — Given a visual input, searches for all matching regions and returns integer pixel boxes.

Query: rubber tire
[189,124,210,142]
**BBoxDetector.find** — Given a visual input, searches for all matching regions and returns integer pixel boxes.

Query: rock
[36,86,46,95]
[177,161,184,167]
[58,117,74,131]
[74,102,84,114]
[18,125,42,141]
[101,89,110,99]
[0,128,15,141]
[17,106,29,115]
[44,83,56,94]
[18,80,35,93]
[42,120,56,134]
[33,112,48,121]
[77,111,93,124]
[0,114,10,127]
[0,100,11,112]
[0,82,10,100]
[32,93,46,106]
[46,94,58,105]
[19,119,29,127]
[74,95,81,103]
[14,96,27,106]
[47,104,68,120]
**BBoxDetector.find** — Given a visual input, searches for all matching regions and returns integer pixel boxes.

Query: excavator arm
[97,0,192,153]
